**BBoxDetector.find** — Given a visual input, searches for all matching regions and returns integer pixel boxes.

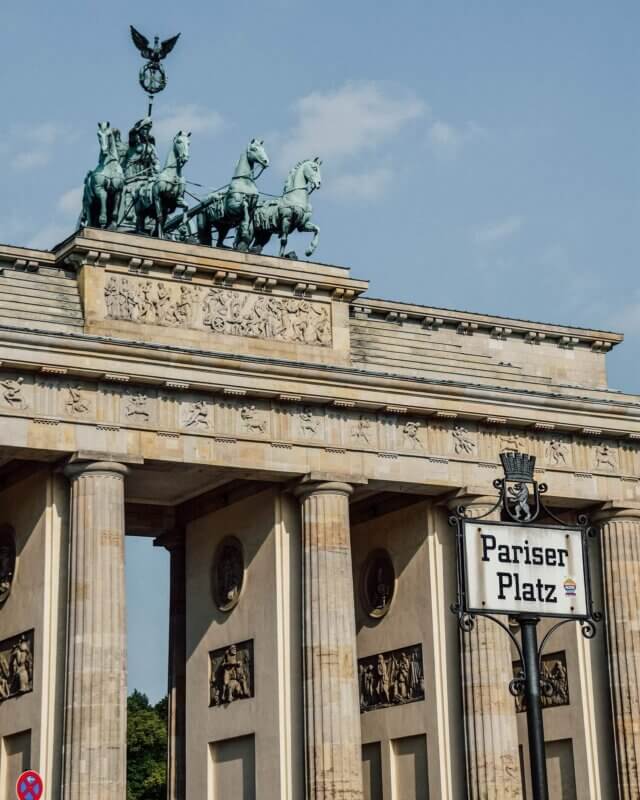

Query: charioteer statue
[78,25,324,258]
[119,117,160,226]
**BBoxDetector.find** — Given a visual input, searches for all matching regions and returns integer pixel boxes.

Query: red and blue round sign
[16,770,44,800]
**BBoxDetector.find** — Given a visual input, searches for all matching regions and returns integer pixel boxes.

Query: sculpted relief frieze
[104,274,333,347]
[0,630,34,703]
[0,370,636,482]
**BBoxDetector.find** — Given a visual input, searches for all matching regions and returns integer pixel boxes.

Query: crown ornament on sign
[500,451,536,482]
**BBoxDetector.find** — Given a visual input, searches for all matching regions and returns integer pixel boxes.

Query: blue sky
[3,1,638,700]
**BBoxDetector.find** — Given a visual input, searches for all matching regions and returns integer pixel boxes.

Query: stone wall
[185,488,303,799]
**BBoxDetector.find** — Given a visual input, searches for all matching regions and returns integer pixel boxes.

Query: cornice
[0,324,639,437]
[353,298,622,351]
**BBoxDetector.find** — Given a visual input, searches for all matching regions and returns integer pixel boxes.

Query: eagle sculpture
[130,26,181,64]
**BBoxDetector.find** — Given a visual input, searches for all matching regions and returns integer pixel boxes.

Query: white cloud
[57,187,83,216]
[11,121,73,171]
[277,81,426,168]
[473,215,523,244]
[27,223,71,250]
[328,167,394,201]
[154,104,224,142]
[428,120,485,159]
[13,149,50,170]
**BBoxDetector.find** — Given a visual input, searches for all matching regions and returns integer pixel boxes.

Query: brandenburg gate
[0,226,637,799]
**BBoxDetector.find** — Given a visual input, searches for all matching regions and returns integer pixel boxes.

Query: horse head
[303,157,323,192]
[97,121,112,157]
[285,157,323,194]
[247,138,269,171]
[172,130,191,169]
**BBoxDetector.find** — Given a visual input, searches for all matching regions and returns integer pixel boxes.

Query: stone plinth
[450,492,522,800]
[295,480,363,800]
[597,503,640,800]
[62,461,129,800]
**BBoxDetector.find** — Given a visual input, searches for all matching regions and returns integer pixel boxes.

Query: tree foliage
[127,690,167,800]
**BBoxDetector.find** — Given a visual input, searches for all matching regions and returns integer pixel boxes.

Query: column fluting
[450,493,523,800]
[62,460,129,800]
[596,504,640,800]
[295,480,364,800]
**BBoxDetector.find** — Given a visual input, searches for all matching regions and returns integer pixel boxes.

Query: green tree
[127,690,167,800]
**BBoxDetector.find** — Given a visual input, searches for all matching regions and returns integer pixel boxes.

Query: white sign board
[463,521,588,618]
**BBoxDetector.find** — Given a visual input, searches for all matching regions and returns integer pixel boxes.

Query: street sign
[450,451,602,800]
[15,770,43,800]
[463,520,588,618]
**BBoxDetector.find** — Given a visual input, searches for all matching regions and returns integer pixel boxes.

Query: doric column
[449,491,522,800]
[595,502,640,800]
[156,530,186,800]
[62,461,129,800]
[294,480,363,800]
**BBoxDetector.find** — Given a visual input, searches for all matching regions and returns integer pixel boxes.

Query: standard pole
[520,615,549,800]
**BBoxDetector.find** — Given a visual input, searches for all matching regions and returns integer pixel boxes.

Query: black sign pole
[450,453,601,800]
[520,615,549,800]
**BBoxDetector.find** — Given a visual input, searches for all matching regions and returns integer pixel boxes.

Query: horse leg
[279,209,294,257]
[216,224,230,249]
[95,184,108,228]
[197,213,212,246]
[235,200,251,252]
[109,188,123,229]
[250,230,271,255]
[134,200,147,235]
[155,194,164,239]
[300,218,320,257]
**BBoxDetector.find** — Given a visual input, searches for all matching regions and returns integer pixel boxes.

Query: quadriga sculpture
[195,138,269,251]
[133,130,191,238]
[251,158,322,258]
[79,122,125,230]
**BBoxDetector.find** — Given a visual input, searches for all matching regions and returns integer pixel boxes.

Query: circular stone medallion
[212,536,244,612]
[0,525,16,606]
[361,549,395,619]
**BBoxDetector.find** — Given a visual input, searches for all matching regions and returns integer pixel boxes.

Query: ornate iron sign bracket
[449,452,602,800]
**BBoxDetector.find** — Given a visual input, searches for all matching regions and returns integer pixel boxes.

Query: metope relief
[595,442,618,472]
[0,377,28,410]
[65,385,91,416]
[546,437,571,467]
[513,650,569,713]
[0,526,16,605]
[359,643,424,713]
[212,536,244,612]
[452,425,476,456]
[0,630,34,702]
[182,400,211,430]
[209,639,253,706]
[401,420,424,451]
[298,405,321,439]
[351,414,376,448]
[104,274,333,347]
[499,431,521,453]
[240,404,268,435]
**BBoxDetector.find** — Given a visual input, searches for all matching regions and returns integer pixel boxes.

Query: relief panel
[0,629,34,703]
[359,643,424,713]
[209,640,254,707]
[104,274,333,347]
[0,375,31,412]
[513,650,569,713]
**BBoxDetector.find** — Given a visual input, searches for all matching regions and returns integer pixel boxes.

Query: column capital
[64,460,129,480]
[593,500,640,524]
[444,486,498,514]
[293,472,361,501]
